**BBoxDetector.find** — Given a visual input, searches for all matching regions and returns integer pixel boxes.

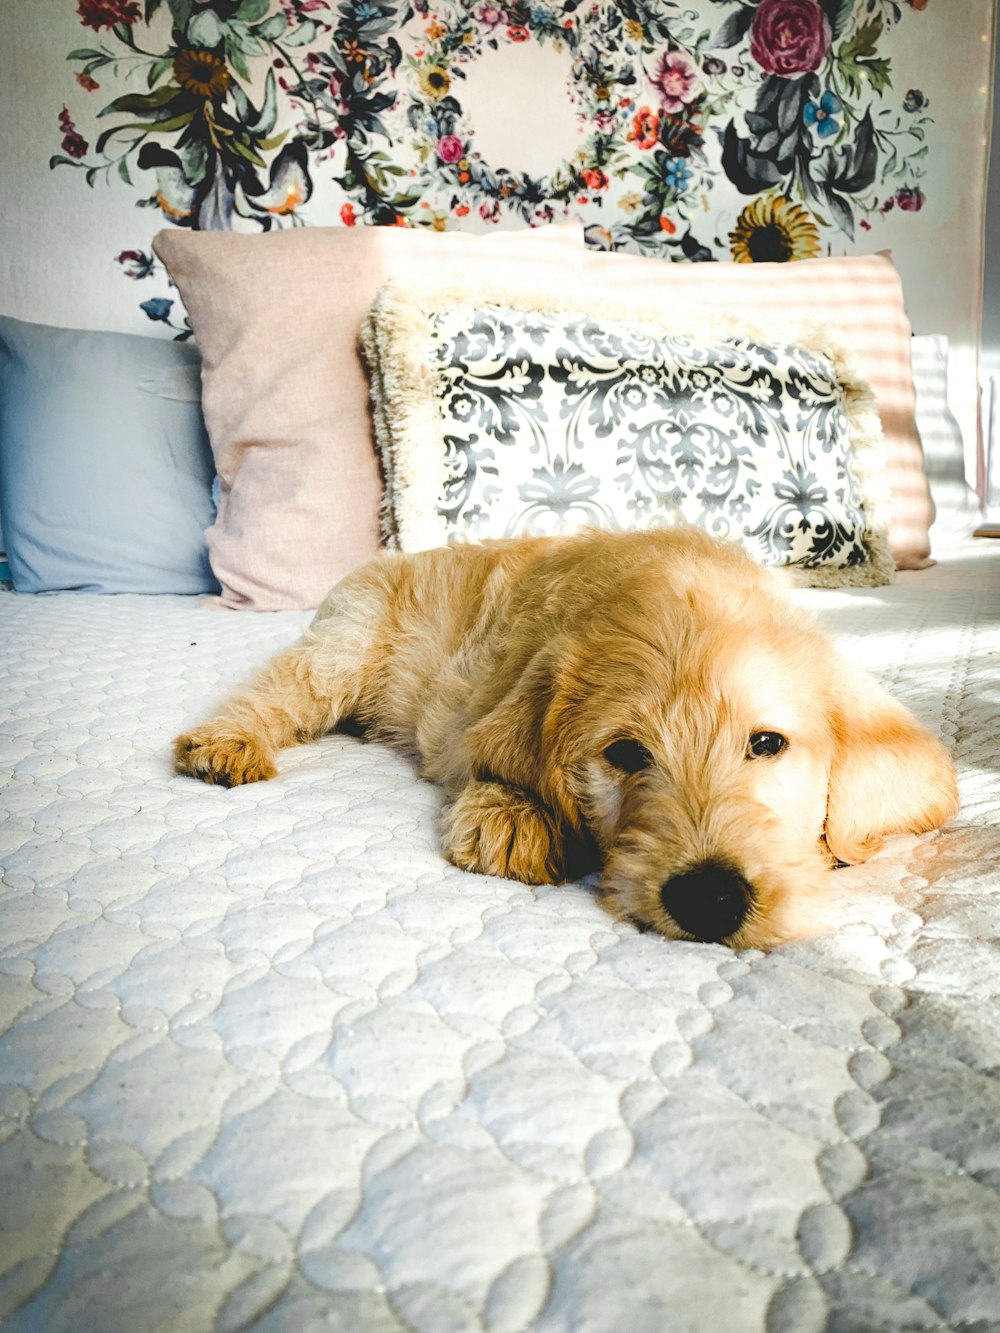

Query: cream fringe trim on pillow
[360,277,896,590]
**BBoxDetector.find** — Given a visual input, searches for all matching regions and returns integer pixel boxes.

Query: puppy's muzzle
[660,861,752,943]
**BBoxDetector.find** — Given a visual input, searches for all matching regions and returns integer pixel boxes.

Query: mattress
[2,541,999,1332]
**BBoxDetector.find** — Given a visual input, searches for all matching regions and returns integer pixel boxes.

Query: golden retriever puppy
[174,528,959,949]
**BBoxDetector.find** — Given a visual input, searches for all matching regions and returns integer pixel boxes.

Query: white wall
[980,25,999,515]
[983,26,1000,365]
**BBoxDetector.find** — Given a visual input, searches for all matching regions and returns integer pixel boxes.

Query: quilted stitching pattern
[2,548,999,1331]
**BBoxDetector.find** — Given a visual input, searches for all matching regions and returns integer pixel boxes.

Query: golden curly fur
[174,528,959,948]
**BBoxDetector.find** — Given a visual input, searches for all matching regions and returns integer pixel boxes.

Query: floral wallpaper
[49,0,944,337]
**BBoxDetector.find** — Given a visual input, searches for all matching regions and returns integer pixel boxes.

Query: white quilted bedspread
[2,544,999,1332]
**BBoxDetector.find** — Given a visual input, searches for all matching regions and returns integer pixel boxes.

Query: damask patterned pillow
[580,249,934,571]
[362,283,895,588]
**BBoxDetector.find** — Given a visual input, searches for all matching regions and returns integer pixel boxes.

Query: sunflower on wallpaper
[51,0,934,332]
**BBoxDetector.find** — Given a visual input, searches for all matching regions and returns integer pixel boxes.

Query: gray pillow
[0,315,218,594]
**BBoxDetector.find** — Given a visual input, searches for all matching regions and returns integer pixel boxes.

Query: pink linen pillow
[580,249,934,569]
[153,223,584,609]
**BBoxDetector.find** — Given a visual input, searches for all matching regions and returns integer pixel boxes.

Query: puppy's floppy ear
[463,642,563,787]
[462,637,586,836]
[825,663,959,865]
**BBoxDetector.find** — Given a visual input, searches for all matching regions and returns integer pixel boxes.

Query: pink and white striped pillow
[581,249,933,569]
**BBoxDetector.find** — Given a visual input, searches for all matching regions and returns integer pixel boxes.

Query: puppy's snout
[660,862,752,942]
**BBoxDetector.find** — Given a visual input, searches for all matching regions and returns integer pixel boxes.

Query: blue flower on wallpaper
[664,159,693,194]
[804,91,843,139]
[139,298,174,323]
[138,296,190,338]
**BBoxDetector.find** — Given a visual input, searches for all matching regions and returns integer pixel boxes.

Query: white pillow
[362,281,895,589]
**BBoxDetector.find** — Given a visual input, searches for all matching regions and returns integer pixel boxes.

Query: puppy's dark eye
[604,738,653,774]
[747,731,787,759]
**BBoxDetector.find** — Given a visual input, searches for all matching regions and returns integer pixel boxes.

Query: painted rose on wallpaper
[51,0,933,332]
[749,0,831,77]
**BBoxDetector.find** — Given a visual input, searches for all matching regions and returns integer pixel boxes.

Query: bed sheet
[1,542,999,1332]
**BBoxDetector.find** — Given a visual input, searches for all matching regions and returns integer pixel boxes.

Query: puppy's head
[542,581,959,950]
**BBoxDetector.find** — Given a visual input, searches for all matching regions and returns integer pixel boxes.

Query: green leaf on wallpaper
[827,0,854,39]
[823,189,855,238]
[232,82,250,120]
[96,124,125,155]
[147,56,174,88]
[100,87,184,120]
[623,211,661,239]
[246,69,278,135]
[338,153,362,192]
[258,130,288,152]
[234,0,271,22]
[99,86,181,117]
[142,111,198,134]
[179,138,209,181]
[112,21,140,47]
[365,151,403,177]
[95,110,195,155]
[712,6,753,49]
[225,39,252,82]
[49,153,86,171]
[838,20,891,99]
[229,138,266,168]
[67,48,107,60]
[144,0,164,19]
[256,13,288,41]
[118,157,133,185]
[188,10,225,49]
[167,0,193,28]
[283,19,323,46]
[228,24,267,58]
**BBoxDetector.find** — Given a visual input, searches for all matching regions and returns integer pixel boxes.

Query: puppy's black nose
[660,862,752,942]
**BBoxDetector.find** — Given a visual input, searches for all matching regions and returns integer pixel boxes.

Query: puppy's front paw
[173,726,276,786]
[443,780,564,885]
